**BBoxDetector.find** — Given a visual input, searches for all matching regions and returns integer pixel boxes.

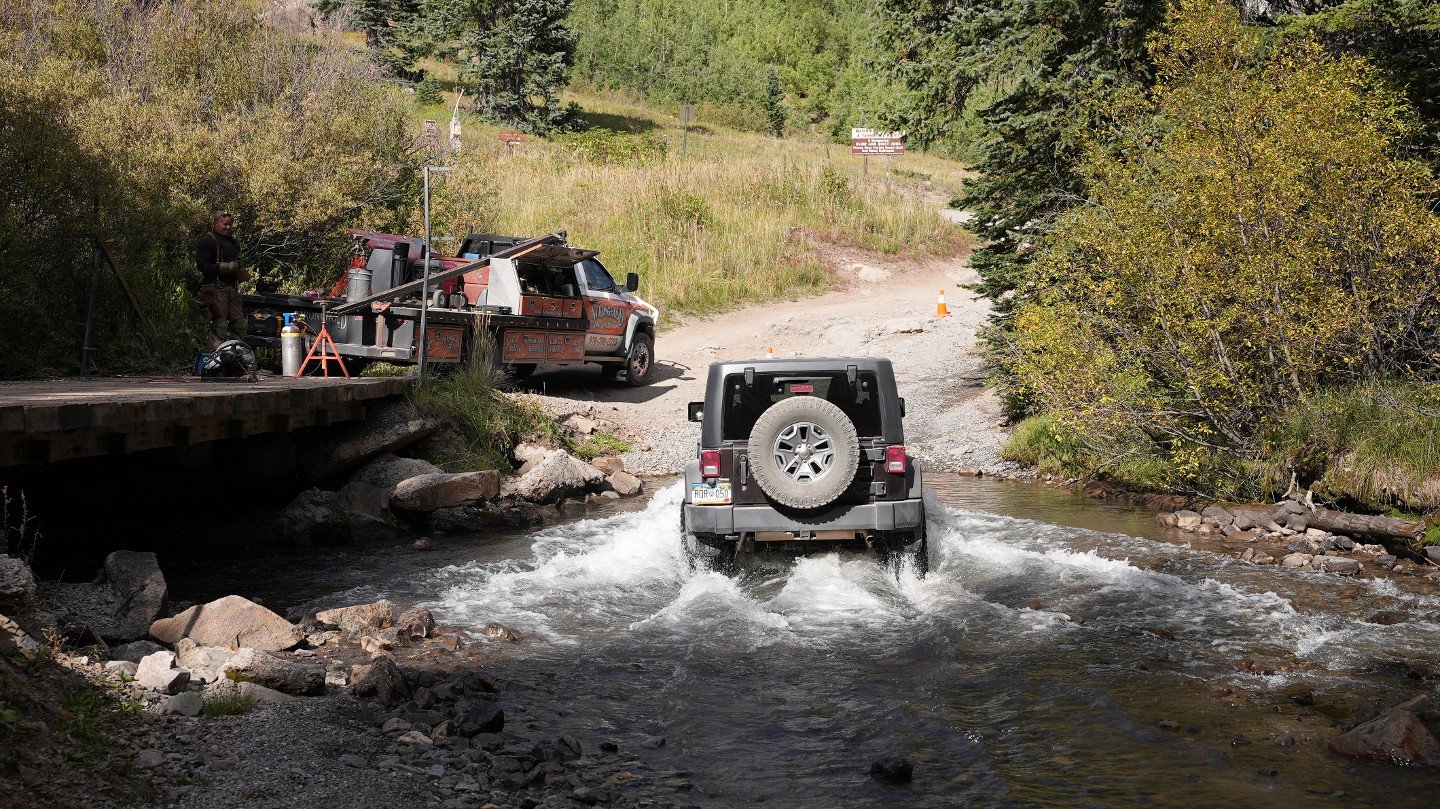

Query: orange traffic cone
[766,346,775,359]
[935,289,950,317]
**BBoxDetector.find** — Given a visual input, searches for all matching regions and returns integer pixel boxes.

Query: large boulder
[351,655,411,708]
[338,481,390,519]
[0,555,38,620]
[103,551,169,643]
[349,512,399,543]
[222,648,325,696]
[1329,696,1440,766]
[150,595,303,652]
[301,400,443,482]
[506,451,603,504]
[277,488,352,545]
[392,471,501,513]
[110,639,165,663]
[350,454,444,492]
[316,600,394,635]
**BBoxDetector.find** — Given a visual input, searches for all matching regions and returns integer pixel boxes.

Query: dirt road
[524,217,1014,477]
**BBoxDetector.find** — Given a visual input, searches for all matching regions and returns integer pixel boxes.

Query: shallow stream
[171,476,1440,807]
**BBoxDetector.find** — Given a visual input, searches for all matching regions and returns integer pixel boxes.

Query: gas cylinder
[281,313,304,377]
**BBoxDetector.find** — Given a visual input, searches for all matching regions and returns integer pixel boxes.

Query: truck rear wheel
[747,396,859,509]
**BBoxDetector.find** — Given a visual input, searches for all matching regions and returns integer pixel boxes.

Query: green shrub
[569,431,632,461]
[409,339,561,472]
[557,127,668,165]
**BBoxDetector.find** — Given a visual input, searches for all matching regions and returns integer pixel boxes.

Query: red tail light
[885,445,908,474]
[701,450,722,478]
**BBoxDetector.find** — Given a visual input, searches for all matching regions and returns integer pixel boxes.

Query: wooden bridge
[0,375,413,468]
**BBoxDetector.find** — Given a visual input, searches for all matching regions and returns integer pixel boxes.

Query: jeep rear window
[721,372,883,440]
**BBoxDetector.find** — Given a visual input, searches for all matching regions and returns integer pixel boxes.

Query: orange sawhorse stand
[296,323,350,378]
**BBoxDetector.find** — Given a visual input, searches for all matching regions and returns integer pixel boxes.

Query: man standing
[196,211,247,347]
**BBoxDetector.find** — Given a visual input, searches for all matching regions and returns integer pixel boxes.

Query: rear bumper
[684,498,924,536]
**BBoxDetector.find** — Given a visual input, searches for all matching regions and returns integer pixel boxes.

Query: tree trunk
[1308,508,1425,542]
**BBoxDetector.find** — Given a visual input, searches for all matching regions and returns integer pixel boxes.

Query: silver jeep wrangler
[681,357,926,570]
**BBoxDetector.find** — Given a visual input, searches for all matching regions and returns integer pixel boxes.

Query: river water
[172,475,1440,807]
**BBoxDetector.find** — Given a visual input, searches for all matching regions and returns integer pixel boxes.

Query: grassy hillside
[399,87,971,321]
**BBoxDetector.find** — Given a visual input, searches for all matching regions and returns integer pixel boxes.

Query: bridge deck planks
[0,375,412,468]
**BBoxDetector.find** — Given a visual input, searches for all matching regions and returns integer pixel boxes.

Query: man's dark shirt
[197,231,240,286]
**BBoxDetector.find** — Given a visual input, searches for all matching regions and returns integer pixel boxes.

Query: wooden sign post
[499,131,526,157]
[850,128,905,188]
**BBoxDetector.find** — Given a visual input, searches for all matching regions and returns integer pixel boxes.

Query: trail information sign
[423,119,439,155]
[850,128,905,156]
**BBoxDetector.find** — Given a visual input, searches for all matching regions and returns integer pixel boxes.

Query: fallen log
[1308,508,1424,542]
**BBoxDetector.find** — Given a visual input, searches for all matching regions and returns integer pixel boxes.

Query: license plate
[690,481,732,505]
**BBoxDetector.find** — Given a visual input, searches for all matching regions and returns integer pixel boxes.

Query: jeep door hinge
[869,481,887,496]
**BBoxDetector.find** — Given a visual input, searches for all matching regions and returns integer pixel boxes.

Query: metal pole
[418,166,432,376]
[682,122,688,158]
[81,237,101,374]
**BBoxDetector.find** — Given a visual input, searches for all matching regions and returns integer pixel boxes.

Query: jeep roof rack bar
[328,231,567,315]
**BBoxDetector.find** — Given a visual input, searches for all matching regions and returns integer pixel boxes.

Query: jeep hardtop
[682,357,926,569]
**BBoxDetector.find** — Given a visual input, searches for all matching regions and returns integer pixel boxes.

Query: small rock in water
[413,537,433,551]
[870,755,913,783]
[1156,719,1181,731]
[1256,768,1278,777]
[641,735,666,749]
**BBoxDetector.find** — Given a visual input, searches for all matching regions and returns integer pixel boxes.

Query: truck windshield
[721,372,883,440]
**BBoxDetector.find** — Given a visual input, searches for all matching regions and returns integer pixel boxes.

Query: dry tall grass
[409,91,972,321]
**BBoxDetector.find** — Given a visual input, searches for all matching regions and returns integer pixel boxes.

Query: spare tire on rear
[747,396,860,509]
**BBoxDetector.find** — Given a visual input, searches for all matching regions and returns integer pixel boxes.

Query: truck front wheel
[620,332,654,386]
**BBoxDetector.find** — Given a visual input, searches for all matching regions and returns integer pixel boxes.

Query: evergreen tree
[764,67,786,137]
[313,0,427,76]
[876,1,1169,329]
[426,0,579,133]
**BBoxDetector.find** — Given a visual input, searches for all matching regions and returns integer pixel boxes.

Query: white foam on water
[422,482,1437,675]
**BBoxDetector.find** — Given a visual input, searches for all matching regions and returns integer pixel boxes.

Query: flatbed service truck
[242,230,659,384]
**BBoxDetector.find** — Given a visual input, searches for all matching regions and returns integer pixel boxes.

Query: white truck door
[577,258,629,355]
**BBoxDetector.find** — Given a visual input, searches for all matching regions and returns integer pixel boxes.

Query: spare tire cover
[747,396,860,509]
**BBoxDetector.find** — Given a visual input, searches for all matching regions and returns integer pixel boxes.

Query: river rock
[223,648,325,696]
[175,638,236,684]
[316,600,393,635]
[150,594,303,652]
[1423,547,1440,565]
[1174,510,1202,530]
[0,555,38,619]
[591,456,625,476]
[135,651,191,694]
[507,450,604,504]
[110,639,164,663]
[456,703,505,736]
[104,660,137,677]
[1320,557,1362,576]
[429,504,510,533]
[352,655,411,708]
[301,400,443,482]
[1280,553,1313,569]
[1200,504,1234,526]
[277,488,352,545]
[395,607,434,639]
[162,691,204,717]
[103,551,169,643]
[870,755,913,783]
[0,613,39,654]
[605,471,643,497]
[338,481,390,519]
[349,512,398,543]
[351,453,444,492]
[392,471,501,513]
[238,681,299,703]
[1329,696,1440,766]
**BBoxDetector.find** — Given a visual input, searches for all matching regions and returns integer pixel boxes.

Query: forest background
[2,0,1438,519]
